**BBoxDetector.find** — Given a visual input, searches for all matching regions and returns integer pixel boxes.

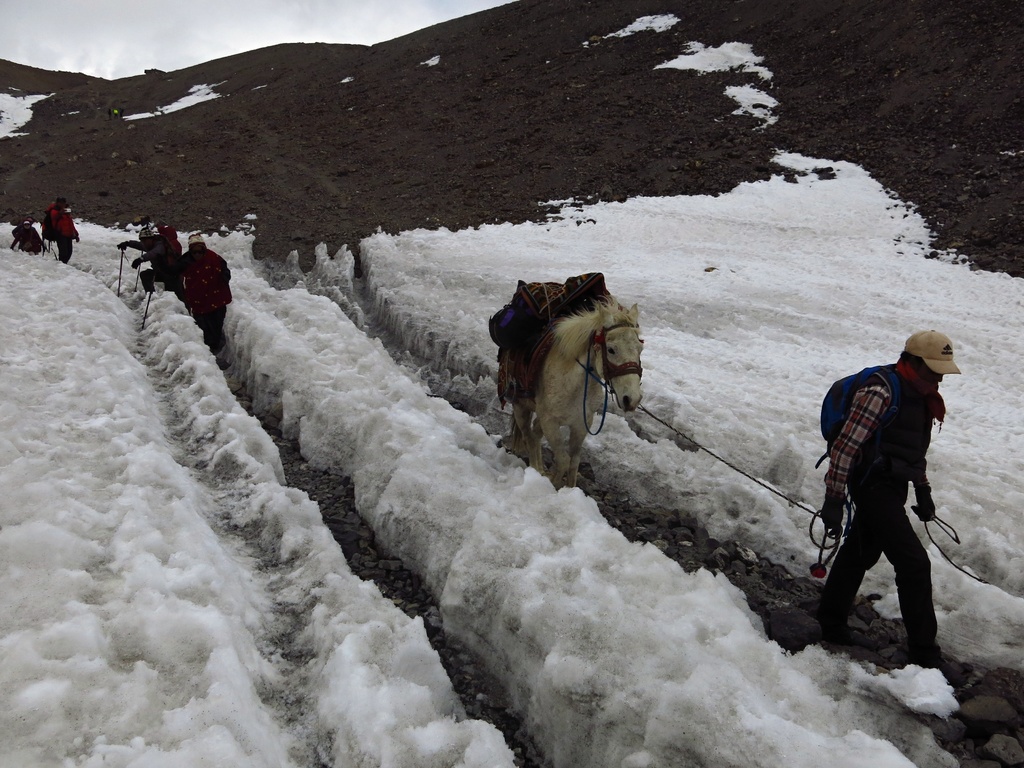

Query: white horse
[510,297,643,488]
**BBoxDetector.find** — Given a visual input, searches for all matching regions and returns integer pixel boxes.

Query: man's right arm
[825,383,890,498]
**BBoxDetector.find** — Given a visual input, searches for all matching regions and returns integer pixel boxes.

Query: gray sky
[1,0,514,80]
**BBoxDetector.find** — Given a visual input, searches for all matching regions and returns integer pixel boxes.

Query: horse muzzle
[609,369,642,412]
[618,391,641,412]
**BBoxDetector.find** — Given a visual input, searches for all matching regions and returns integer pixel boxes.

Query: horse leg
[558,397,601,488]
[537,415,574,488]
[509,407,527,456]
[562,425,588,488]
[512,402,544,473]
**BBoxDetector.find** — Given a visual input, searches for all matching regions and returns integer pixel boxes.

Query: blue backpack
[817,365,901,467]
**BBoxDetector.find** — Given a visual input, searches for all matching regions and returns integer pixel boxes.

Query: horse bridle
[578,321,643,436]
[592,322,643,382]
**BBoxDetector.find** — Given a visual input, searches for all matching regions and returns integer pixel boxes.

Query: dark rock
[977,734,1024,766]
[974,668,1024,713]
[705,546,731,571]
[929,717,967,745]
[853,603,877,625]
[727,560,747,577]
[768,608,821,653]
[958,695,1020,737]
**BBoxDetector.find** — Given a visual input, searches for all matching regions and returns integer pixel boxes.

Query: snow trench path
[231,387,546,767]
[88,258,518,768]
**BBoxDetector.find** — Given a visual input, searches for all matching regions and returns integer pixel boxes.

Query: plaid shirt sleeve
[825,383,890,498]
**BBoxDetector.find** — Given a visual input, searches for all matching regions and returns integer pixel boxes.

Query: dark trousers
[194,306,227,352]
[152,268,186,305]
[56,235,73,263]
[817,479,938,654]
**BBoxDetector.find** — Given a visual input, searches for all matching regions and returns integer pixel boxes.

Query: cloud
[4,0,513,80]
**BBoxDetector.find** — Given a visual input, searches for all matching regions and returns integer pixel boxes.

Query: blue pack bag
[817,364,901,465]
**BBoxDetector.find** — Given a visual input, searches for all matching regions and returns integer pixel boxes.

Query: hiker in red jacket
[11,217,43,254]
[45,197,80,263]
[181,233,232,352]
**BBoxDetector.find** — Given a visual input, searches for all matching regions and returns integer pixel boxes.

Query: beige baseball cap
[905,330,961,374]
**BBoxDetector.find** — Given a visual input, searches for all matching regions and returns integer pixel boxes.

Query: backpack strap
[872,365,902,428]
[815,365,902,470]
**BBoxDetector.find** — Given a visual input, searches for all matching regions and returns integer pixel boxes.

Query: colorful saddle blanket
[493,273,609,406]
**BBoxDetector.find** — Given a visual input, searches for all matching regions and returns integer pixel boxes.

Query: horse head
[594,302,643,412]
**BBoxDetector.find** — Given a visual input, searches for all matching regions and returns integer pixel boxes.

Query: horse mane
[551,296,634,358]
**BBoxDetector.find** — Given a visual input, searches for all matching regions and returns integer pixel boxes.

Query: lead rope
[808,513,842,577]
[579,342,610,436]
[636,404,986,583]
[925,516,988,584]
[637,404,818,514]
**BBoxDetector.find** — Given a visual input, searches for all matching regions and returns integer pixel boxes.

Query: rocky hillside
[1,0,1021,274]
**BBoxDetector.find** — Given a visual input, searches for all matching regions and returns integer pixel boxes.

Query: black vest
[854,372,932,486]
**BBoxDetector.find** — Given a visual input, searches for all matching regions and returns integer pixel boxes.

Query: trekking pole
[141,292,153,329]
[117,249,125,296]
[134,262,141,291]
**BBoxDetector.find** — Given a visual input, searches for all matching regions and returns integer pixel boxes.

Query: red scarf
[896,358,945,424]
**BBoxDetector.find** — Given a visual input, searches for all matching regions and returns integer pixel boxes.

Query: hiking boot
[907,645,943,669]
[820,624,856,645]
[819,624,878,650]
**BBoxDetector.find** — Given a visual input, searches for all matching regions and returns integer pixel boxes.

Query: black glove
[118,241,130,250]
[131,257,143,269]
[819,496,845,538]
[912,484,935,522]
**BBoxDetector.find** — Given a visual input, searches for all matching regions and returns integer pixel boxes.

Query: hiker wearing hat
[816,331,961,669]
[119,227,186,304]
[11,217,43,254]
[179,233,232,352]
[45,197,79,263]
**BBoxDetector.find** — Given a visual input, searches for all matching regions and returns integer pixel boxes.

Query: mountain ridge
[2,0,1021,274]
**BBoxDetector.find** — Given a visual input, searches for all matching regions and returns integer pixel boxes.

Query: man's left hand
[912,484,935,522]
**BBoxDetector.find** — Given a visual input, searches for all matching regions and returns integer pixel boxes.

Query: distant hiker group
[45,197,80,263]
[9,197,79,262]
[10,217,43,254]
[119,221,232,352]
[8,203,232,355]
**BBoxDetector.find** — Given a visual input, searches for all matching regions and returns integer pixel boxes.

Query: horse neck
[552,311,603,360]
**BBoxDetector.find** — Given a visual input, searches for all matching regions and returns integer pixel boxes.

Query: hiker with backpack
[179,233,232,352]
[119,227,186,304]
[11,217,43,254]
[815,330,961,670]
[44,197,79,263]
